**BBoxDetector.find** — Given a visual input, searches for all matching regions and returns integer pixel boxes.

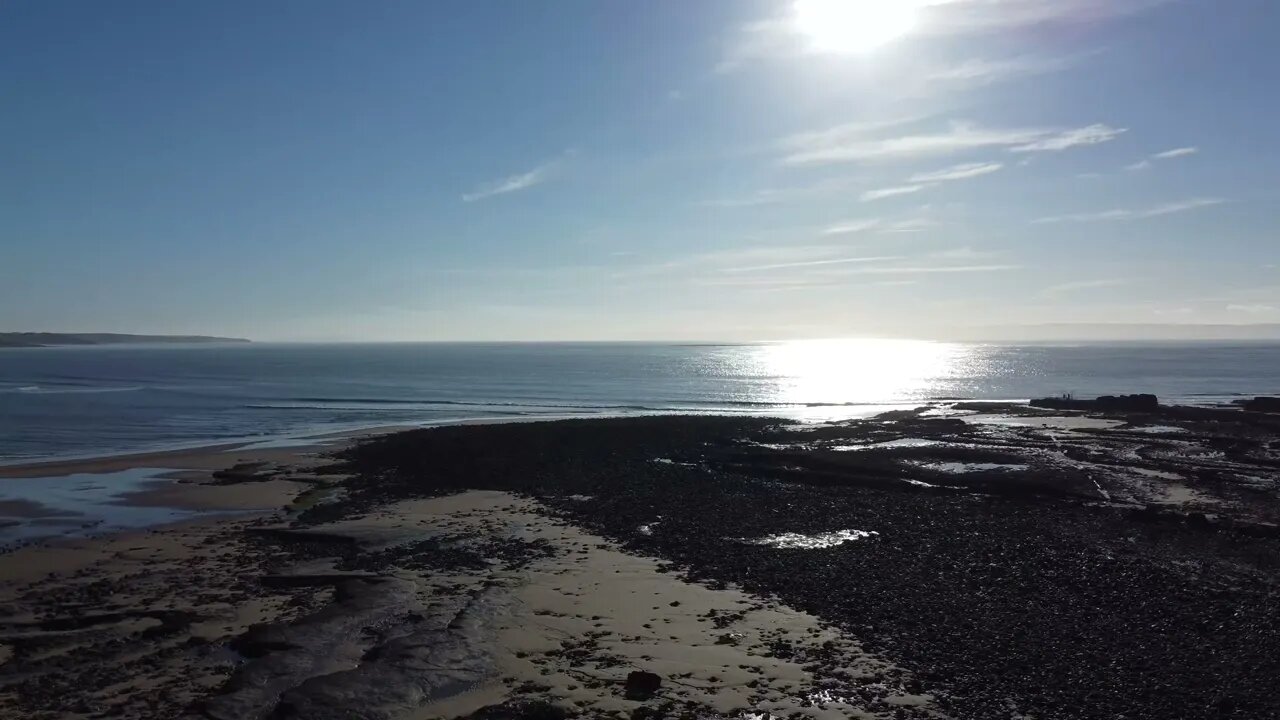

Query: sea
[2,340,1278,465]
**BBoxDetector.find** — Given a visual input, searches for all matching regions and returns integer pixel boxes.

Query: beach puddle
[915,461,1029,474]
[901,478,966,490]
[966,414,1122,430]
[0,467,200,547]
[833,438,943,452]
[744,529,878,549]
[1131,467,1183,481]
[1159,484,1205,505]
[651,458,698,467]
[1124,425,1188,435]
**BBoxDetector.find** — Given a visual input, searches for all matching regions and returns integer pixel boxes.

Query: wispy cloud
[462,160,559,202]
[821,219,881,236]
[693,276,842,290]
[820,218,939,235]
[1041,279,1128,297]
[1009,124,1127,152]
[782,121,1124,166]
[928,246,994,261]
[927,55,1080,84]
[881,218,940,234]
[1126,146,1198,171]
[720,255,905,273]
[696,177,864,209]
[1227,304,1278,314]
[861,185,927,202]
[920,0,1173,34]
[1033,198,1226,224]
[1154,146,1198,159]
[830,264,1021,276]
[909,162,1003,183]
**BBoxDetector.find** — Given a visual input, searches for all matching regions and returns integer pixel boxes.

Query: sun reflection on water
[749,338,978,408]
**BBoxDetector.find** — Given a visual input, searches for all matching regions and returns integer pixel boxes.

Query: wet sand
[2,405,1279,719]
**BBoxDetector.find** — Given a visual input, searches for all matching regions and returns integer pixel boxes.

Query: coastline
[1,403,1278,719]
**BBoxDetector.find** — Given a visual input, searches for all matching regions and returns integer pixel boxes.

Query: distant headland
[0,333,251,348]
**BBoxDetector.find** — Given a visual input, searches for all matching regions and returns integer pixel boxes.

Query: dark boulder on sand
[1031,393,1159,412]
[623,671,662,700]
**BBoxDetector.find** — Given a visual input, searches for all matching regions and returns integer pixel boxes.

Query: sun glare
[793,0,920,53]
[756,339,972,413]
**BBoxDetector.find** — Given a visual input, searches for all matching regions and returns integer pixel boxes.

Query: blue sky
[2,0,1277,341]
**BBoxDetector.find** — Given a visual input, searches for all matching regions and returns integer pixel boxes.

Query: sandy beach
[0,430,938,720]
[2,403,1279,719]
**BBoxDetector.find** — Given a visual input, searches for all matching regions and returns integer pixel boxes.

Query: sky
[2,0,1278,342]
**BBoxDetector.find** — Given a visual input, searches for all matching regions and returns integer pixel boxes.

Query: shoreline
[0,393,1260,475]
[0,411,701,476]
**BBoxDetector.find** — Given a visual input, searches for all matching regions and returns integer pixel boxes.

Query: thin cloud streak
[832,264,1021,275]
[881,218,940,233]
[1033,198,1226,224]
[927,54,1080,84]
[821,218,938,235]
[1041,279,1128,297]
[1126,146,1199,170]
[909,162,1003,183]
[695,177,865,209]
[462,161,557,202]
[782,122,1125,166]
[1154,147,1198,159]
[821,219,881,235]
[920,0,1173,34]
[861,185,927,202]
[721,255,906,273]
[1009,124,1127,152]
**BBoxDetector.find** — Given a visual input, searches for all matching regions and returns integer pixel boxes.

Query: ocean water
[1,340,1278,464]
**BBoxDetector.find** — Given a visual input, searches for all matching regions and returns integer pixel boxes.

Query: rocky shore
[2,402,1279,719]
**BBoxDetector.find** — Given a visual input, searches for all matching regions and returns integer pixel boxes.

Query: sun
[793,0,920,53]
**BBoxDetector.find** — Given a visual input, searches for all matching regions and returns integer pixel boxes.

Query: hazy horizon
[6,323,1280,345]
[3,1,1278,341]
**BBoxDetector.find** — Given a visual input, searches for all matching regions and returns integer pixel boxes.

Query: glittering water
[2,340,1278,462]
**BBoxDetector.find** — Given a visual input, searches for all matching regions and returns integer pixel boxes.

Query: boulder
[1243,397,1280,413]
[1096,394,1159,412]
[624,671,662,700]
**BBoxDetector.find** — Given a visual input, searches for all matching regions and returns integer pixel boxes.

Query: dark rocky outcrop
[1243,396,1280,413]
[1030,393,1159,412]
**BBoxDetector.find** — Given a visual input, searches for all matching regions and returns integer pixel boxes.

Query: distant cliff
[0,333,251,348]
